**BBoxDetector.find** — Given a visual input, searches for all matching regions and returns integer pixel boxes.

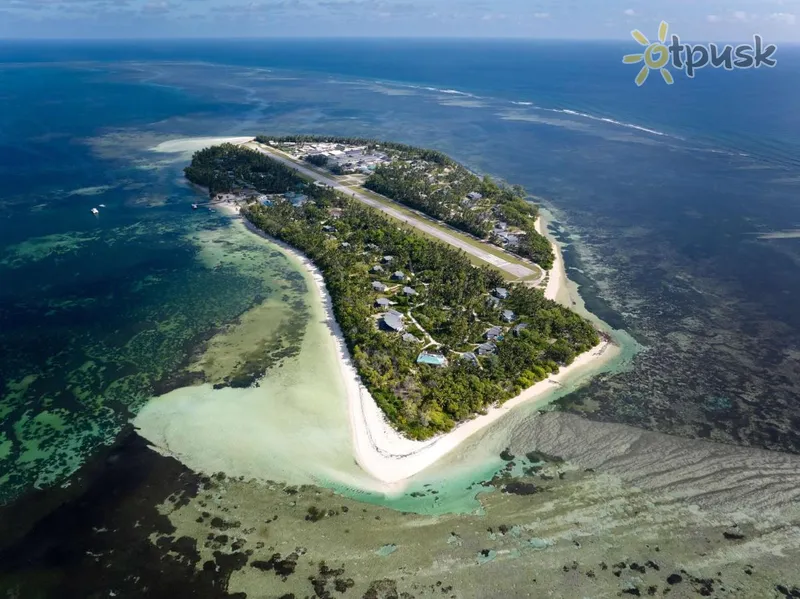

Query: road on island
[248,143,539,280]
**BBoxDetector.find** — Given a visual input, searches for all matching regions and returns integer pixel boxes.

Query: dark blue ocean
[2,39,800,508]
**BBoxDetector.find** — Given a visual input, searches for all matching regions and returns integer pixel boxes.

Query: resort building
[477,343,496,356]
[372,281,387,292]
[460,352,479,365]
[417,352,448,367]
[402,333,421,344]
[382,255,394,264]
[284,191,308,206]
[485,326,503,341]
[381,312,405,333]
[392,271,406,282]
[402,286,418,296]
[493,287,510,300]
[502,310,516,323]
[497,232,520,247]
[375,297,392,308]
[371,265,384,273]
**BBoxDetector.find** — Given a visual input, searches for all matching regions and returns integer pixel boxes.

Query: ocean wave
[425,87,473,96]
[378,82,479,98]
[599,117,671,137]
[338,73,676,140]
[540,108,675,138]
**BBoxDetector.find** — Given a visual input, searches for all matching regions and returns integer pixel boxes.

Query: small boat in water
[91,207,99,215]
[98,204,106,208]
[192,204,198,210]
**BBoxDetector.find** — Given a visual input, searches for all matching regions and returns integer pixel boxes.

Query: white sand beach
[135,138,621,494]
[242,211,617,487]
[348,339,613,486]
[214,202,241,216]
[536,214,568,303]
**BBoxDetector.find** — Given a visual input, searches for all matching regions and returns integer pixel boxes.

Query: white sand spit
[135,186,620,494]
[536,215,567,303]
[257,217,617,487]
[150,137,255,157]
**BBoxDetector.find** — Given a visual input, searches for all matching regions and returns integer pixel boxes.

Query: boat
[91,208,99,215]
[98,204,106,208]
[192,204,198,210]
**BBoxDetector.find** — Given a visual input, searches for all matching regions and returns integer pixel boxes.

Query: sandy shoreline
[147,134,619,490]
[223,204,616,487]
[536,214,568,303]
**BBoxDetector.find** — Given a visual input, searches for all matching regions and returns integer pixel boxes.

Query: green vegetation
[365,159,554,269]
[184,143,304,195]
[303,153,329,167]
[302,153,345,175]
[255,135,555,269]
[187,144,598,440]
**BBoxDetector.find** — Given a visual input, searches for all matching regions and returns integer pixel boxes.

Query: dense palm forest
[184,143,304,194]
[186,144,598,439]
[366,160,555,269]
[366,164,554,268]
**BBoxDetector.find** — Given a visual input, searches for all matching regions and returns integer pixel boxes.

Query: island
[184,138,605,443]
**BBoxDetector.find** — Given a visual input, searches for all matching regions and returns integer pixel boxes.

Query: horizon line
[2,35,799,44]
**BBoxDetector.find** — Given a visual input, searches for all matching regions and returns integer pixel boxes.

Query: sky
[0,0,799,40]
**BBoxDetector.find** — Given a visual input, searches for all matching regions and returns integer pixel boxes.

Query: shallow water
[136,210,638,515]
[3,43,800,597]
[135,217,360,488]
[0,91,302,503]
[3,44,800,509]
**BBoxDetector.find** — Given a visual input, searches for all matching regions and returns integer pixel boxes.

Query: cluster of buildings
[369,272,528,369]
[277,141,391,175]
[370,256,412,332]
[366,254,449,368]
[217,187,310,210]
[252,191,309,207]
[459,190,528,250]
[345,232,529,370]
[460,191,483,208]
[476,287,525,357]
[492,221,524,248]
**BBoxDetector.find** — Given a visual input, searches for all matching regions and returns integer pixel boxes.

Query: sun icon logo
[623,21,675,86]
